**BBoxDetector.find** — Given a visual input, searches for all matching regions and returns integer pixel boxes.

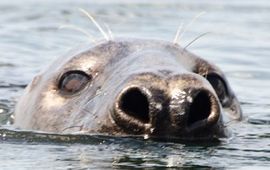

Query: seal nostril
[187,91,211,126]
[119,87,150,123]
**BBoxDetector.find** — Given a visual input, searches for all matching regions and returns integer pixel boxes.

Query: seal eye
[206,74,228,104]
[58,70,91,95]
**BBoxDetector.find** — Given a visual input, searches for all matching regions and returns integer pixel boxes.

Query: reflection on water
[0,0,270,169]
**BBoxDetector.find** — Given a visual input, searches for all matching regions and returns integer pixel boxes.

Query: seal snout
[112,75,223,138]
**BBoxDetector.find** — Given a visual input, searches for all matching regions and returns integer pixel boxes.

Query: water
[0,0,269,169]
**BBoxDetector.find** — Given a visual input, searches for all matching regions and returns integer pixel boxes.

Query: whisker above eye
[104,23,114,40]
[79,8,110,41]
[183,32,211,50]
[173,23,183,44]
[174,11,206,45]
[58,24,97,43]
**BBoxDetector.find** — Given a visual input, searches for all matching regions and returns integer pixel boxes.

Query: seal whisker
[173,23,183,44]
[61,125,83,133]
[224,119,240,128]
[79,90,107,118]
[58,24,97,43]
[178,11,206,43]
[104,23,114,40]
[79,8,109,41]
[183,32,210,50]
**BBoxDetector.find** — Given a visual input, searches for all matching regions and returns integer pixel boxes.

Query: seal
[14,38,242,140]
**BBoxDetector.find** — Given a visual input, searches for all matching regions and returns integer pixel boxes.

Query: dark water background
[0,0,269,169]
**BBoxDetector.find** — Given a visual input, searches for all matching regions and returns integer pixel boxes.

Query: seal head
[14,39,242,140]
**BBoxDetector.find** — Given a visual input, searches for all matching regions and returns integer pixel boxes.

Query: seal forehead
[61,38,192,67]
[60,40,130,70]
[53,40,175,76]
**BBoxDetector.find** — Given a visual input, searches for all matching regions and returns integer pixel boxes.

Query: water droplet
[0,109,3,114]
[179,99,185,103]
[155,103,162,111]
[177,112,185,116]
[150,128,155,133]
[187,96,193,103]
[95,89,102,96]
[144,134,149,139]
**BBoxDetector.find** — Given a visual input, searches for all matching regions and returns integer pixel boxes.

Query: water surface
[0,0,269,169]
